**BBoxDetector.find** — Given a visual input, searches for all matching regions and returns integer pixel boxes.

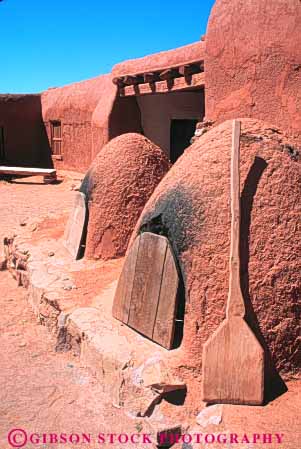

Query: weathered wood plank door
[0,127,5,161]
[112,232,179,349]
[63,192,87,260]
[51,121,62,155]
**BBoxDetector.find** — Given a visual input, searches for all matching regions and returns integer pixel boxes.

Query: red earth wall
[41,75,142,172]
[41,75,114,172]
[112,41,205,77]
[0,95,52,167]
[205,0,301,142]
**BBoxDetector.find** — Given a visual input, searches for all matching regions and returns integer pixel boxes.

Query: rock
[151,383,186,395]
[57,312,69,328]
[135,388,161,418]
[70,182,81,191]
[196,404,223,428]
[29,223,37,232]
[134,355,184,393]
[0,258,6,271]
[194,128,206,137]
[48,251,55,257]
[146,421,182,447]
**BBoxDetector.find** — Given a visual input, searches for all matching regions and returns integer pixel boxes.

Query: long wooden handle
[226,120,245,318]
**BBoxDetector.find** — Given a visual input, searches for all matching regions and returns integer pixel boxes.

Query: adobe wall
[0,78,142,172]
[41,75,142,172]
[41,75,114,172]
[205,0,301,142]
[137,90,205,157]
[0,94,52,167]
[112,41,205,77]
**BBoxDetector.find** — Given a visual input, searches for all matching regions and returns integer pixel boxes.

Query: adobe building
[111,41,205,162]
[0,42,205,171]
[1,0,300,413]
[1,0,301,170]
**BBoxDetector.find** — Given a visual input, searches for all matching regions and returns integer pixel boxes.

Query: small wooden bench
[0,166,57,183]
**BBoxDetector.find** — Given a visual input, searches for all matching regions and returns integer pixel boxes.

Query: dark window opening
[0,127,5,161]
[170,119,198,163]
[50,121,62,156]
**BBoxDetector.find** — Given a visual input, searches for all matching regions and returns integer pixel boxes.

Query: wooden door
[63,192,87,260]
[51,121,62,155]
[0,127,5,161]
[112,232,179,349]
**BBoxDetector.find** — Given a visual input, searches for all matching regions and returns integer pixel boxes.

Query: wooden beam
[113,60,204,88]
[123,75,141,86]
[112,77,125,88]
[159,68,179,80]
[0,166,56,177]
[143,72,158,83]
[0,166,57,183]
[119,72,205,96]
[179,63,202,77]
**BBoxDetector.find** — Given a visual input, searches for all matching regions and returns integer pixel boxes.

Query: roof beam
[119,72,205,97]
[122,75,142,85]
[179,63,203,77]
[159,68,179,81]
[112,77,125,88]
[143,72,159,83]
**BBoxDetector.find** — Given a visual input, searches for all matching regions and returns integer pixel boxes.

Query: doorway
[0,127,5,161]
[50,121,62,156]
[170,119,198,163]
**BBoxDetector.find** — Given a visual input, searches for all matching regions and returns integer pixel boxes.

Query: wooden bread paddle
[202,120,264,405]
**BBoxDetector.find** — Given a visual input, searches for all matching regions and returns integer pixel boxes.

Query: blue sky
[0,0,215,93]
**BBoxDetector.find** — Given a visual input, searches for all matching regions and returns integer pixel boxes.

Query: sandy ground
[0,175,75,237]
[0,270,119,447]
[0,174,300,449]
[0,175,151,449]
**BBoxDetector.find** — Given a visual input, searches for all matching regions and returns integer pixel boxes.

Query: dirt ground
[0,174,300,449]
[0,175,75,237]
[0,175,151,449]
[0,270,118,447]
